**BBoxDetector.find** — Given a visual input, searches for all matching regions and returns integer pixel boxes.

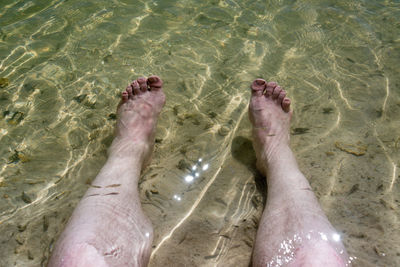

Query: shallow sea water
[0,0,399,266]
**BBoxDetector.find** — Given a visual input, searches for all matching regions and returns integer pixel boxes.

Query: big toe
[251,79,266,96]
[148,75,163,91]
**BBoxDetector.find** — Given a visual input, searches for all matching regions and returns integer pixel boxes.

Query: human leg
[48,76,165,267]
[249,79,349,267]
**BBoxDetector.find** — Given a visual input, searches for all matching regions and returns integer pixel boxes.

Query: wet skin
[249,78,349,267]
[48,76,165,267]
[48,76,349,267]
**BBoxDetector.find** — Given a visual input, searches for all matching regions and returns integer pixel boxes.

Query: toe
[137,77,148,93]
[132,80,141,95]
[126,85,134,99]
[122,91,129,102]
[278,90,286,105]
[265,82,277,97]
[282,97,291,112]
[251,79,266,96]
[272,85,282,100]
[118,91,129,110]
[147,75,163,91]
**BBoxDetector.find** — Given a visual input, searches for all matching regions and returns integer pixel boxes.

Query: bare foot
[48,77,164,267]
[110,75,165,166]
[249,78,292,175]
[249,79,350,267]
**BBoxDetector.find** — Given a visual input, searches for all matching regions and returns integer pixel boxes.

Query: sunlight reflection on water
[0,0,399,266]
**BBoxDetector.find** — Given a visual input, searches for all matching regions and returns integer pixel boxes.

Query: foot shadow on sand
[231,136,267,202]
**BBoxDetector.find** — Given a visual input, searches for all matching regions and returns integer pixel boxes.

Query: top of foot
[249,78,292,170]
[110,75,165,161]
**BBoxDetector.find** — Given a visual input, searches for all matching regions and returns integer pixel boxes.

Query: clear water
[0,0,399,266]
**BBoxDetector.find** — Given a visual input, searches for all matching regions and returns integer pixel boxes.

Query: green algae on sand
[0,77,9,88]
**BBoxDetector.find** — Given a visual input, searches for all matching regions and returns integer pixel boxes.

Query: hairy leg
[249,79,349,267]
[48,76,165,267]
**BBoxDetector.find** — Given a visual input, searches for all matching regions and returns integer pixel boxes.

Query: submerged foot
[110,75,165,165]
[249,79,292,175]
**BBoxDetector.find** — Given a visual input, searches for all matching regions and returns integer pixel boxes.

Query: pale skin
[48,76,350,266]
[48,76,165,267]
[249,79,349,266]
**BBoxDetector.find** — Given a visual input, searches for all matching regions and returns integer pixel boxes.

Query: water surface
[0,0,399,266]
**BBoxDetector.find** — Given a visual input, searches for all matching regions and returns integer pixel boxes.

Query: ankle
[108,138,149,163]
[259,142,291,165]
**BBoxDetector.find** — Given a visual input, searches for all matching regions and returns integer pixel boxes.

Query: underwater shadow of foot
[231,136,267,200]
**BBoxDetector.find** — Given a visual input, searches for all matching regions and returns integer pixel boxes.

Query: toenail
[256,79,265,85]
[148,77,157,83]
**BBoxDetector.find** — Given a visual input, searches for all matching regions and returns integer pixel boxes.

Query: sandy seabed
[0,0,399,266]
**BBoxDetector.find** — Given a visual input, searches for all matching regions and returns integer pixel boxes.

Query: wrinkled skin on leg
[249,79,350,267]
[48,76,165,267]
